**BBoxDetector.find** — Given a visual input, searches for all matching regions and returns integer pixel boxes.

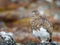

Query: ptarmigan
[30,15,53,43]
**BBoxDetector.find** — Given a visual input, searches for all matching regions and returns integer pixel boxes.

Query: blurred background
[0,0,60,45]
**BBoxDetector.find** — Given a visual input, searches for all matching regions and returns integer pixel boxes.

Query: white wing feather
[32,27,50,42]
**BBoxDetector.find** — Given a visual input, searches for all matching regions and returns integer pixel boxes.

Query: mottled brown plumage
[30,15,53,39]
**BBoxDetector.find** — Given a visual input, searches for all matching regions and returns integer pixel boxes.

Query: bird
[30,15,53,43]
